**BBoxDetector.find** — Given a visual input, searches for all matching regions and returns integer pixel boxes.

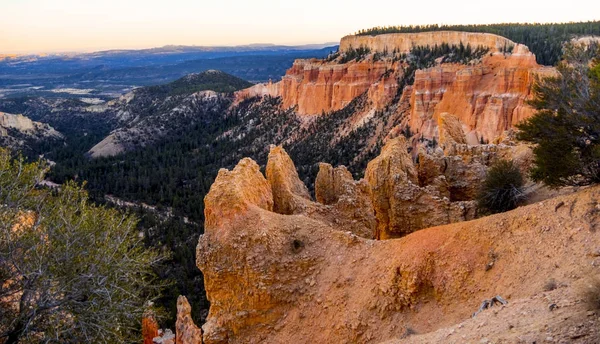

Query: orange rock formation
[278,59,398,115]
[142,315,159,344]
[196,147,600,343]
[265,145,312,215]
[365,137,479,239]
[408,48,556,142]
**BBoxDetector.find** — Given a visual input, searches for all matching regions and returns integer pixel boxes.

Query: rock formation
[315,163,359,205]
[314,163,376,239]
[437,112,467,147]
[175,296,203,344]
[365,136,478,239]
[196,148,600,343]
[234,31,556,143]
[0,111,62,147]
[142,314,159,344]
[278,59,397,115]
[265,145,312,215]
[233,81,281,104]
[407,51,556,143]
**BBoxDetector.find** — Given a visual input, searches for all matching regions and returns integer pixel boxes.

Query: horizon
[0,41,340,56]
[2,0,600,54]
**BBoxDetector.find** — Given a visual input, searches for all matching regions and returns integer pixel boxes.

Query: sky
[1,0,600,54]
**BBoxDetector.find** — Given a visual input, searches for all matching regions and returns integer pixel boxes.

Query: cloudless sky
[1,0,599,53]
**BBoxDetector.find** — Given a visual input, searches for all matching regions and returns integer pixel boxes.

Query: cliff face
[0,111,61,139]
[275,49,554,142]
[278,59,398,115]
[408,50,556,142]
[236,31,556,143]
[339,31,518,54]
[0,111,63,150]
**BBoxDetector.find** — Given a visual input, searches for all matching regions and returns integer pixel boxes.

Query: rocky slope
[87,70,252,157]
[88,90,229,158]
[0,111,62,150]
[186,137,600,343]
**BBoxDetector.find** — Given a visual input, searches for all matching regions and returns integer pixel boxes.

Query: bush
[477,160,525,213]
[543,278,558,292]
[0,149,167,343]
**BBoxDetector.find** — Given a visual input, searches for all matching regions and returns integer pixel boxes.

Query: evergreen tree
[517,43,600,186]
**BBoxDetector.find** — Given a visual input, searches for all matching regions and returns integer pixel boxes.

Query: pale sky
[1,0,599,54]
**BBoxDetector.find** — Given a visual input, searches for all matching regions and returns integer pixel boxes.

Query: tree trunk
[5,319,24,344]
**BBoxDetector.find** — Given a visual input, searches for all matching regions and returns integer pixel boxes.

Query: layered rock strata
[278,59,398,115]
[408,51,556,143]
[339,31,519,54]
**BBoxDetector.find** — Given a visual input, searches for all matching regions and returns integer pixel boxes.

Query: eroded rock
[265,145,311,215]
[175,296,203,344]
[365,136,476,239]
[315,163,376,239]
[197,149,600,343]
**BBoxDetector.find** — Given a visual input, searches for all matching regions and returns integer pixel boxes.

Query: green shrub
[477,160,525,213]
[0,148,167,343]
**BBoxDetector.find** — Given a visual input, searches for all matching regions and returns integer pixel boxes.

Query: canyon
[154,31,600,344]
[78,32,557,162]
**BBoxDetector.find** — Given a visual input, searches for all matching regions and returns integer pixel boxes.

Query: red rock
[142,316,159,344]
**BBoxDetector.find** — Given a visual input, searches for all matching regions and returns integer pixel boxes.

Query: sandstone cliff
[408,50,556,143]
[339,31,519,54]
[235,31,556,143]
[277,59,398,115]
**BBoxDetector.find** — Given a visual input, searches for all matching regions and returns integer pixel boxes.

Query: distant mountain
[145,70,254,96]
[89,43,339,55]
[0,45,338,98]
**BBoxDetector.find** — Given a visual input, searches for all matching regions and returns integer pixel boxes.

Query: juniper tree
[517,43,600,186]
